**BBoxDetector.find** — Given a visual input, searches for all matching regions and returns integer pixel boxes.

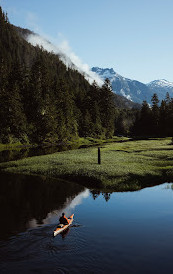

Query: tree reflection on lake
[0,143,80,163]
[0,172,85,240]
[1,173,173,273]
[90,189,112,202]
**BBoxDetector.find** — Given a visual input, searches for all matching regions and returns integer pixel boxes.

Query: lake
[0,172,173,273]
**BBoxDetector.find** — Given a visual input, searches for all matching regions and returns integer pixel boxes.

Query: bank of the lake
[0,138,173,191]
[0,136,128,152]
[0,137,128,163]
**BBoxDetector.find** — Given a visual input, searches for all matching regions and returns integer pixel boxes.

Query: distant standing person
[59,213,69,225]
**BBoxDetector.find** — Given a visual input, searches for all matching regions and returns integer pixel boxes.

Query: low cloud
[26,33,103,86]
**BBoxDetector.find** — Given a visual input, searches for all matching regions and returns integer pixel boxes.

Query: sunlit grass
[0,137,173,191]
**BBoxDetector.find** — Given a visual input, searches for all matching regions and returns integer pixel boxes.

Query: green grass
[67,136,129,147]
[0,137,173,191]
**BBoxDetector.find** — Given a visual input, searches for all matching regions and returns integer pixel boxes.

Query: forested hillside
[0,7,117,144]
[133,93,173,137]
[0,7,172,144]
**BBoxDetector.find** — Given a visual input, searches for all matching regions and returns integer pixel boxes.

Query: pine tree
[166,98,173,136]
[132,101,152,136]
[0,59,9,142]
[2,64,27,142]
[100,79,115,138]
[54,79,78,141]
[151,93,160,135]
[165,92,171,105]
[159,100,167,136]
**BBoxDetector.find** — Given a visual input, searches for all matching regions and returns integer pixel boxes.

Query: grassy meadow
[0,137,173,191]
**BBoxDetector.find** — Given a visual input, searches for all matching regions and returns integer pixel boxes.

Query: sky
[1,0,173,83]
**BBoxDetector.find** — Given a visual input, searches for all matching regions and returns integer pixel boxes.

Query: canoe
[53,214,74,237]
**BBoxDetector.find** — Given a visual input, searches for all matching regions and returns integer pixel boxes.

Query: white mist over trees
[26,33,103,86]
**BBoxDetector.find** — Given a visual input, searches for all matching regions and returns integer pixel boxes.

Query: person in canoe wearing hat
[59,213,69,225]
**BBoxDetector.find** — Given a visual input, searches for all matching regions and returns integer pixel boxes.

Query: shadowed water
[0,143,80,163]
[0,173,173,273]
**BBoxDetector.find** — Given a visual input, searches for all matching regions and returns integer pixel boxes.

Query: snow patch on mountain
[120,89,132,101]
[92,67,173,104]
[92,67,120,82]
[147,79,173,89]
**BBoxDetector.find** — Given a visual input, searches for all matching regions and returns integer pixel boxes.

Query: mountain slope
[147,80,173,100]
[15,27,140,110]
[92,67,173,104]
[16,27,103,86]
[1,7,131,143]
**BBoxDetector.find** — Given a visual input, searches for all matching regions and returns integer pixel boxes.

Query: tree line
[0,7,115,144]
[0,7,173,144]
[132,93,173,137]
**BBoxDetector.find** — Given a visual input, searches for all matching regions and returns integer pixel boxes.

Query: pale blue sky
[1,0,173,83]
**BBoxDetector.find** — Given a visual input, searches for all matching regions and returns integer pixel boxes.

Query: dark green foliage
[79,80,115,138]
[151,93,160,134]
[114,108,138,136]
[133,93,173,137]
[1,6,172,143]
[112,93,141,109]
[0,7,122,144]
[132,101,152,136]
[0,60,27,143]
[99,79,115,138]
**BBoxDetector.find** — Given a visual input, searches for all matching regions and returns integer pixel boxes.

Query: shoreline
[0,137,172,191]
[0,136,129,152]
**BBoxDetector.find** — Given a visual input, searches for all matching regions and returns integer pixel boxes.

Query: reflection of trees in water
[90,190,112,202]
[90,190,100,200]
[0,143,81,163]
[103,192,111,202]
[0,173,84,239]
[165,183,173,190]
[0,149,28,162]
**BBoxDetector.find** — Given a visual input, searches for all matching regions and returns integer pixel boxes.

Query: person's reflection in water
[61,227,70,239]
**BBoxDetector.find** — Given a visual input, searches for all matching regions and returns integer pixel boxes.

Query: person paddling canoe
[54,214,74,237]
[59,213,69,225]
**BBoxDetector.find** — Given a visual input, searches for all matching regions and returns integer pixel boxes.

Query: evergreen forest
[0,7,173,145]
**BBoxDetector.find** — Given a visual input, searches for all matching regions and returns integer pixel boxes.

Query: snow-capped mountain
[92,67,173,104]
[148,79,173,89]
[147,80,173,101]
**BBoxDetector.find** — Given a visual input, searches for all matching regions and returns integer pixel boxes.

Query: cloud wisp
[27,189,90,228]
[26,33,103,86]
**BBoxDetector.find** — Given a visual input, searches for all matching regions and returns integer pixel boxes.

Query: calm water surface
[0,173,173,273]
[0,143,79,163]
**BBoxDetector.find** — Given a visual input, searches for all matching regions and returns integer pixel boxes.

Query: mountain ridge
[15,27,139,110]
[0,6,141,145]
[92,67,173,104]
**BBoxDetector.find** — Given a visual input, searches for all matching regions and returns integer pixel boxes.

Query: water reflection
[1,179,173,273]
[0,172,85,240]
[164,183,173,190]
[90,189,112,202]
[0,143,81,163]
[27,189,90,229]
[60,227,70,239]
